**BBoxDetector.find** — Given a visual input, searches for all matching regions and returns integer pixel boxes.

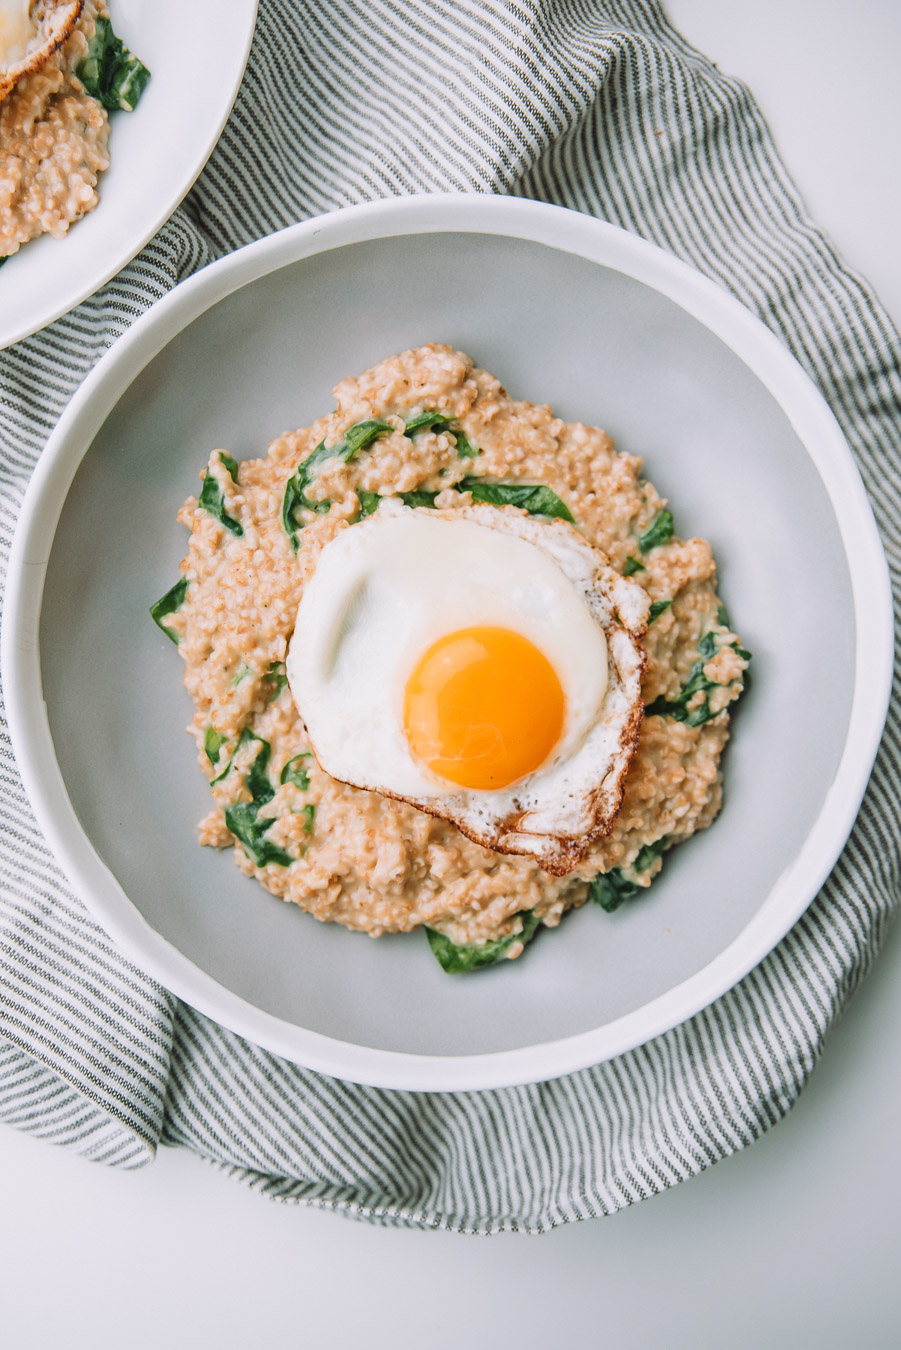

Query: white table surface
[3,4,900,1347]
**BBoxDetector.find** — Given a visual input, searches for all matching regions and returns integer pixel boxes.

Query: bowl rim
[2,193,894,1091]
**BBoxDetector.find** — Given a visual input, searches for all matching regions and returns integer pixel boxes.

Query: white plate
[2,196,893,1091]
[0,0,258,348]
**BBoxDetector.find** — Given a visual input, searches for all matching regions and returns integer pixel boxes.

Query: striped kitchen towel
[1,0,899,1233]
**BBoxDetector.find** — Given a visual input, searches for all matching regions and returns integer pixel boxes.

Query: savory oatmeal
[154,345,750,971]
[0,0,149,260]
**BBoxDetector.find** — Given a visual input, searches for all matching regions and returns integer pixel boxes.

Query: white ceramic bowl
[0,0,258,348]
[2,195,892,1091]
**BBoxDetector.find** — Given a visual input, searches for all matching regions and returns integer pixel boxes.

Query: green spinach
[645,630,751,727]
[222,731,293,868]
[591,838,668,913]
[399,489,440,509]
[243,736,276,804]
[227,662,252,690]
[280,753,312,790]
[458,477,574,522]
[204,726,227,767]
[199,452,243,536]
[224,801,294,868]
[75,15,151,112]
[356,489,382,518]
[282,419,393,549]
[426,911,540,973]
[263,660,288,703]
[403,411,480,459]
[359,477,575,523]
[452,429,480,459]
[638,509,674,552]
[404,410,455,435]
[149,576,188,643]
[211,725,259,784]
[357,487,439,517]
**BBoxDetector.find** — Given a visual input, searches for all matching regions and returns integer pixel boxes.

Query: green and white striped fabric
[1,0,898,1233]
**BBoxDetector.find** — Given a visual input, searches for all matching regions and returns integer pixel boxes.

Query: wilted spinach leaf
[645,631,751,727]
[425,911,540,973]
[458,477,574,522]
[591,837,668,913]
[224,801,293,868]
[204,726,227,767]
[199,452,243,536]
[149,576,188,643]
[75,15,150,112]
[404,410,455,436]
[222,731,294,867]
[638,509,674,552]
[280,754,312,790]
[282,419,393,549]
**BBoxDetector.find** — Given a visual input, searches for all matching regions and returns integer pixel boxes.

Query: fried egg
[0,0,83,99]
[286,500,649,874]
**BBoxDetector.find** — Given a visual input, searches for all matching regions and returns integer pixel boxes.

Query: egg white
[0,0,83,99]
[288,502,609,799]
[0,0,35,65]
[287,501,650,874]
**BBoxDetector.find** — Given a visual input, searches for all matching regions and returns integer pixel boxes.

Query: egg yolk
[403,626,565,790]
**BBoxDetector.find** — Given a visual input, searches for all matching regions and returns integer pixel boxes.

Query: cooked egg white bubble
[288,504,607,797]
[287,501,649,871]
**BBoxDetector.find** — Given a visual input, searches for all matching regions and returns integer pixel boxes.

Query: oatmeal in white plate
[154,345,750,970]
[0,0,149,259]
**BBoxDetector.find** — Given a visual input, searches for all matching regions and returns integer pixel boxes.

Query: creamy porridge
[154,346,750,970]
[1,0,149,260]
